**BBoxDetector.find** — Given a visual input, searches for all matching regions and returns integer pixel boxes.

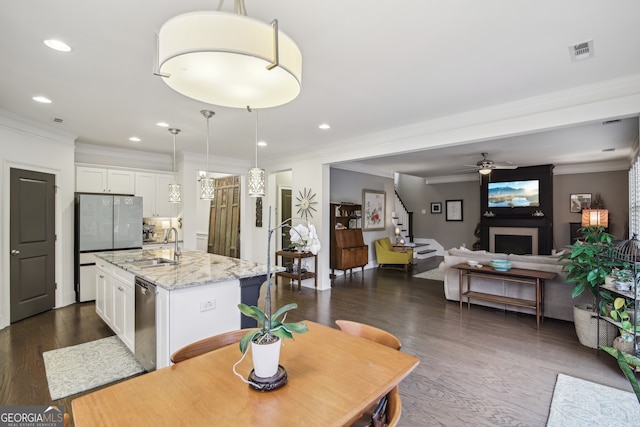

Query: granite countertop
[94,248,280,291]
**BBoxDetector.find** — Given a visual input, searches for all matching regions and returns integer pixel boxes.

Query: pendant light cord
[206,116,210,173]
[255,109,259,168]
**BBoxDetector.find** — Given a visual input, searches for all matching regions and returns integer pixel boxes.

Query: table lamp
[581,209,609,228]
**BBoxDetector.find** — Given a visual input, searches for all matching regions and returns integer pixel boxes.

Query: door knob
[10,250,20,255]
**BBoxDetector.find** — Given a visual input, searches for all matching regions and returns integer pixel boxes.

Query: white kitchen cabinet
[135,171,178,217]
[155,173,176,217]
[95,262,109,321]
[95,260,135,352]
[76,166,135,194]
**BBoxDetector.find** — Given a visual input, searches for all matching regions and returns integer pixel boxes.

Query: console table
[452,263,556,329]
[276,250,318,292]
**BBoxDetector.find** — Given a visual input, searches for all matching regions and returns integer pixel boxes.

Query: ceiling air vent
[569,40,594,61]
[51,117,64,124]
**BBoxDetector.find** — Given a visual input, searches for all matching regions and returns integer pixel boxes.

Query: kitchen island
[93,248,277,369]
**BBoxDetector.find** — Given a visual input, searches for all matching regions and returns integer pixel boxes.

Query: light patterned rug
[413,268,444,282]
[546,373,640,426]
[43,336,145,400]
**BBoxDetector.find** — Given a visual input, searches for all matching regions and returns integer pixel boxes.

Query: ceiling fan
[462,152,518,175]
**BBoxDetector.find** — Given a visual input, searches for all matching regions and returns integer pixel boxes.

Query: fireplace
[489,227,538,255]
[479,165,554,254]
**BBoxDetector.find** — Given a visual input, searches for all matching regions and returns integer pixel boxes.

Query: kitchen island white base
[156,279,241,369]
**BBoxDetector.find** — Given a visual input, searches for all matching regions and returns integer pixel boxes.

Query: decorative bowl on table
[467,260,478,267]
[489,259,512,272]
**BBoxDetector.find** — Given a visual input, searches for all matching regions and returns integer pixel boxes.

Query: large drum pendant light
[157,0,302,109]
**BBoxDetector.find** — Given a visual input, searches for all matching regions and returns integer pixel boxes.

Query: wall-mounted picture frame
[431,202,442,214]
[570,193,591,213]
[445,199,463,221]
[362,189,386,231]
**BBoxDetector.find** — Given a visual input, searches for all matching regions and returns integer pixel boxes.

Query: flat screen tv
[488,179,540,208]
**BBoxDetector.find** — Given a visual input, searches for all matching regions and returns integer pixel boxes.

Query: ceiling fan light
[479,168,492,175]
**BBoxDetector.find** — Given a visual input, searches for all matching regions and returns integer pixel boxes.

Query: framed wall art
[362,189,385,231]
[570,193,591,213]
[431,202,442,214]
[445,199,463,221]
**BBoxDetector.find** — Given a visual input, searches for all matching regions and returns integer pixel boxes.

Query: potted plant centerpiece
[559,225,618,348]
[236,209,318,390]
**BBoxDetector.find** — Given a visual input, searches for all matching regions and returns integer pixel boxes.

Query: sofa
[441,247,591,322]
[375,238,414,271]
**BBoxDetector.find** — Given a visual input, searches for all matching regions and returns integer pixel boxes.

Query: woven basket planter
[573,304,617,349]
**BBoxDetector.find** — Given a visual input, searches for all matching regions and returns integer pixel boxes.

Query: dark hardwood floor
[0,257,632,426]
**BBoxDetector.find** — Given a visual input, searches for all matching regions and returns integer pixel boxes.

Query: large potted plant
[559,225,617,348]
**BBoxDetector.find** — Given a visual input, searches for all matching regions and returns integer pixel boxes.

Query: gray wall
[553,170,628,248]
[398,174,480,249]
[396,169,629,251]
[330,168,395,266]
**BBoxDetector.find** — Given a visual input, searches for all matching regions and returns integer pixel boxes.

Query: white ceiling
[1,1,639,177]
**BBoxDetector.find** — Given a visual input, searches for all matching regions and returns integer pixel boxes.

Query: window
[629,156,640,238]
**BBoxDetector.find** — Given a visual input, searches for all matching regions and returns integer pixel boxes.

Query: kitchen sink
[130,258,177,268]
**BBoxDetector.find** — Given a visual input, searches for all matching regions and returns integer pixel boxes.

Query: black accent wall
[479,165,554,254]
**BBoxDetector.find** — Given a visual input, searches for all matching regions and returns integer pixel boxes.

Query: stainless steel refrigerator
[74,193,143,302]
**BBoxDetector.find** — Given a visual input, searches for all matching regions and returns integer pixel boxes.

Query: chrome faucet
[164,227,181,263]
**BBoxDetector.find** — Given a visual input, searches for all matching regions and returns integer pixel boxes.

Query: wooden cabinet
[76,166,135,194]
[135,171,177,217]
[330,203,368,276]
[95,259,135,351]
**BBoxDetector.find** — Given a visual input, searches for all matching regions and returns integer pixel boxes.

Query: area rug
[43,336,145,400]
[413,268,444,281]
[546,373,640,426]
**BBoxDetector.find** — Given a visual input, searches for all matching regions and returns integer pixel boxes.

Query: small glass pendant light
[248,107,265,197]
[199,110,216,199]
[168,128,181,203]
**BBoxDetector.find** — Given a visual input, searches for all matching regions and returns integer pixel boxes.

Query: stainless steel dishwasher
[135,276,156,372]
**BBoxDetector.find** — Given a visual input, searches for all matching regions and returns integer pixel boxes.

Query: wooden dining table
[72,321,419,426]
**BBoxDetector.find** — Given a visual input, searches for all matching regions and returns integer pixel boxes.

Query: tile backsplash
[143,217,182,243]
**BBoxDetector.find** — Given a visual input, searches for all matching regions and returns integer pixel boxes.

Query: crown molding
[553,160,630,175]
[75,142,172,171]
[0,109,76,146]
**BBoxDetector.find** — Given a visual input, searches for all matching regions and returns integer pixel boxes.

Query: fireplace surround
[490,227,538,255]
[479,165,554,254]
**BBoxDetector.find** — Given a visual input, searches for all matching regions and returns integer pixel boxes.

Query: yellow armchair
[374,237,413,271]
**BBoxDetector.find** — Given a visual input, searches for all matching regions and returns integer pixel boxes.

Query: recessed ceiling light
[257,141,267,147]
[44,39,72,52]
[129,137,141,142]
[156,122,170,127]
[33,96,52,104]
[318,123,331,130]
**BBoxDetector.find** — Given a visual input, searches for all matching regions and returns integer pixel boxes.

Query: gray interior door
[281,188,292,250]
[10,168,56,323]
